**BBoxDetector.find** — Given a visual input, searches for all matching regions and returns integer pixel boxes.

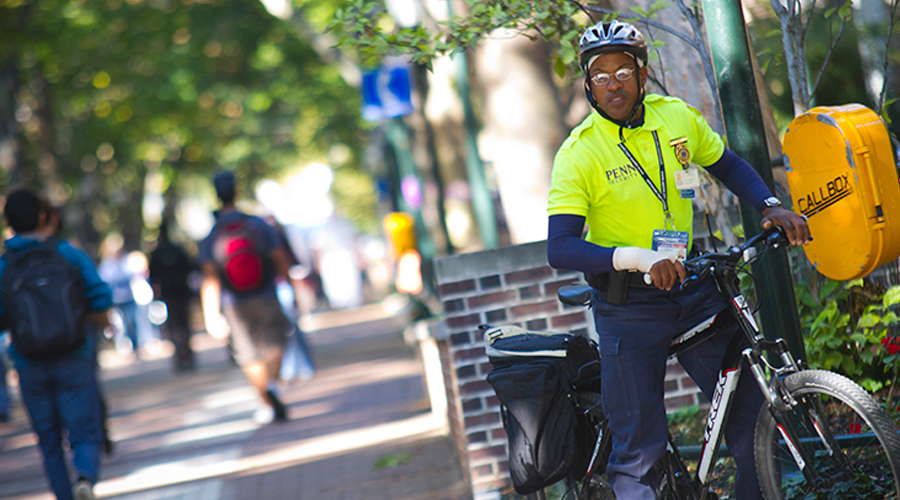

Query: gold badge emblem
[668,137,690,167]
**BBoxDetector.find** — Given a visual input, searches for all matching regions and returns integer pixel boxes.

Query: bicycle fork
[742,334,842,488]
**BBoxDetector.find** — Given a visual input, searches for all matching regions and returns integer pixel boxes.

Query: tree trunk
[472,33,568,244]
[0,58,22,186]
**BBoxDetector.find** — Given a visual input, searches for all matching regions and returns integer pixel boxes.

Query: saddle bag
[484,325,601,494]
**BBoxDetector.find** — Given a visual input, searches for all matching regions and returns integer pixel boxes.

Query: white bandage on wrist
[612,247,675,273]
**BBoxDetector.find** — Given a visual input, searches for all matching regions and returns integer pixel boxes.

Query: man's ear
[639,66,649,87]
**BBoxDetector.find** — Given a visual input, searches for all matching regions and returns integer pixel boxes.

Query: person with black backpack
[198,171,298,424]
[0,189,113,500]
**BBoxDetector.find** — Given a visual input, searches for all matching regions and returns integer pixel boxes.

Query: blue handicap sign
[361,64,414,121]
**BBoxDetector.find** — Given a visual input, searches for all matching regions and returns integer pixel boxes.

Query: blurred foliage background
[0,0,373,255]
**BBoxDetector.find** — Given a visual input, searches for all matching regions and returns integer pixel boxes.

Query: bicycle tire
[754,370,900,500]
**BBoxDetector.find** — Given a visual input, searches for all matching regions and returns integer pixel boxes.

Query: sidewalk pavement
[0,299,470,500]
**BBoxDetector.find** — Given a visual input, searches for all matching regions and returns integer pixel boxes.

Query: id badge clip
[652,229,689,261]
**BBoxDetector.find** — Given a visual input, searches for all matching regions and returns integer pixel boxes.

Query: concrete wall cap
[434,241,548,285]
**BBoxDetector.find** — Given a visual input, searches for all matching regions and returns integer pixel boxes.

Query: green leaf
[839,1,852,19]
[373,453,412,469]
[883,286,900,307]
[554,56,566,78]
[821,279,841,298]
[825,351,843,369]
[858,312,880,328]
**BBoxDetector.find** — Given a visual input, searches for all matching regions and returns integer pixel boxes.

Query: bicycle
[535,226,900,499]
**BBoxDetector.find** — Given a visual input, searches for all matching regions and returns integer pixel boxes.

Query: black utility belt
[585,270,654,306]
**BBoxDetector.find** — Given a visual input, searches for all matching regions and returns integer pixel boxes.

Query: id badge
[652,229,689,261]
[675,168,699,199]
[675,167,700,192]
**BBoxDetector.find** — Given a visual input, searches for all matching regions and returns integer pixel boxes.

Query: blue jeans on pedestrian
[116,300,140,354]
[17,356,103,500]
[592,278,764,500]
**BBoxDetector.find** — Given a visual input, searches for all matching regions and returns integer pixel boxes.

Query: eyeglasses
[590,68,635,86]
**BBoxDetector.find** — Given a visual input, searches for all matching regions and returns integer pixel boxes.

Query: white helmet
[579,20,648,74]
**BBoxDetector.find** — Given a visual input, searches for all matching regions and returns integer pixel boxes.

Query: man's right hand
[649,259,687,291]
[613,246,686,290]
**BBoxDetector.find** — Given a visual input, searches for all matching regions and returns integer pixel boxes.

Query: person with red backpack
[198,171,297,424]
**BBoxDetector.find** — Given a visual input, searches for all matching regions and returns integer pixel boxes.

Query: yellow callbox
[383,212,417,256]
[783,104,900,280]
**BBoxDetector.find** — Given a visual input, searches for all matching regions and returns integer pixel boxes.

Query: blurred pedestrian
[198,171,297,424]
[0,189,113,500]
[148,221,196,373]
[97,234,140,359]
[45,205,114,454]
[267,218,315,382]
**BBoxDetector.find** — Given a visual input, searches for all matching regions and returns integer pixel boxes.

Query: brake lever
[679,262,712,291]
[679,274,700,292]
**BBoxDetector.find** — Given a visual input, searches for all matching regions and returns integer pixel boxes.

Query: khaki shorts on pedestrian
[222,294,292,366]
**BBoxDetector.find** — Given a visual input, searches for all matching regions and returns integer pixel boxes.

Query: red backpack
[211,215,269,292]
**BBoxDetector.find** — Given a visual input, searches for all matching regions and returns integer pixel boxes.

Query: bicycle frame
[670,233,810,497]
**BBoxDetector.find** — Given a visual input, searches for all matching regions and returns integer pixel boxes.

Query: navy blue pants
[592,279,763,500]
[17,356,103,500]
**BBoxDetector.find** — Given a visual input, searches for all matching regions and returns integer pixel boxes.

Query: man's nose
[607,77,624,91]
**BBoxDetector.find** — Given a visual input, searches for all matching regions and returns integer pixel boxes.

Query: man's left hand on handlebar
[760,206,811,246]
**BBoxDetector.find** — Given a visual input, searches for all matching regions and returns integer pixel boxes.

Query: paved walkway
[0,301,469,500]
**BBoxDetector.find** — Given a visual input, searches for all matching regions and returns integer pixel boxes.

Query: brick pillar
[433,241,592,497]
[432,241,704,498]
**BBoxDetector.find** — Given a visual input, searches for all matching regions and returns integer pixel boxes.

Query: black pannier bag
[484,325,601,495]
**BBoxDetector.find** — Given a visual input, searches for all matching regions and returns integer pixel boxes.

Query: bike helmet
[579,20,648,75]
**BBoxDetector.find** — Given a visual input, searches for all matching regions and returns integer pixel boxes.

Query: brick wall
[433,241,704,498]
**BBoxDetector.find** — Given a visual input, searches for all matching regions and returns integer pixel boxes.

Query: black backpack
[484,326,601,495]
[1,239,88,359]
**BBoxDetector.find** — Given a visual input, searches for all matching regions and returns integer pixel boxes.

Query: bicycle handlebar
[680,226,790,291]
[555,227,791,304]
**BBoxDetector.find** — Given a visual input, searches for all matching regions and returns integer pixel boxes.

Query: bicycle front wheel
[754,370,900,500]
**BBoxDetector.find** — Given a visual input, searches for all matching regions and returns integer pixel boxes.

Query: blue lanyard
[618,130,672,219]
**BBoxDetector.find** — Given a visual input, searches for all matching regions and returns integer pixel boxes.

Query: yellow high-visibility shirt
[548,94,725,250]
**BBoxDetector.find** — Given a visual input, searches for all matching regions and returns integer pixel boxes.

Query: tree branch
[809,14,846,98]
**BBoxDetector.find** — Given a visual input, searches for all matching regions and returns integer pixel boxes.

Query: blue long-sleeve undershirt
[546,147,774,274]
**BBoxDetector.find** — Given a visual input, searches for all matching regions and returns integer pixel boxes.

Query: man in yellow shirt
[547,20,809,500]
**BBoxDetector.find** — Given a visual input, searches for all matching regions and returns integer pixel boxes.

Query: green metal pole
[700,0,807,361]
[446,0,498,249]
[386,117,436,292]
